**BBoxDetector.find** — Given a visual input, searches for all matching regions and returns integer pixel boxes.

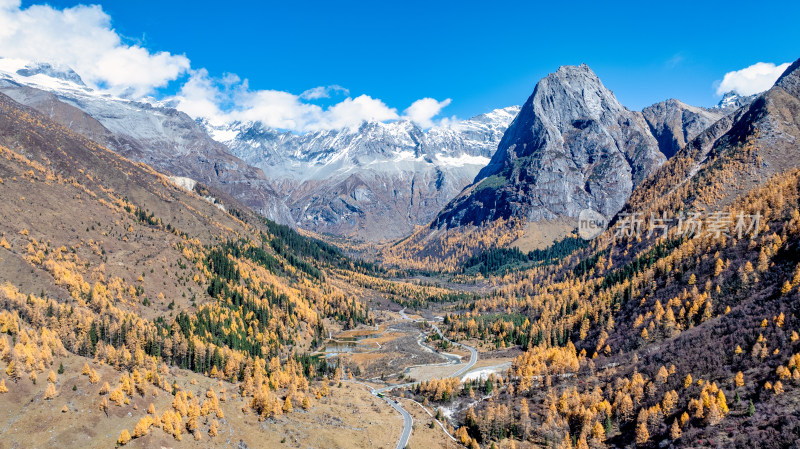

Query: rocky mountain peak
[538,63,623,122]
[432,63,664,236]
[477,63,656,182]
[715,91,757,110]
[642,98,728,159]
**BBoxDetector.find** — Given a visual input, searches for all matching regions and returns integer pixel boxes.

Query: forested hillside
[0,91,393,446]
[399,58,800,449]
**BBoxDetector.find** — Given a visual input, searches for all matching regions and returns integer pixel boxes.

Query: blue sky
[10,0,800,130]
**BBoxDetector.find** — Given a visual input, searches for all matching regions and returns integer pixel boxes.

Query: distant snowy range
[0,57,520,240]
[0,57,752,242]
[205,107,519,240]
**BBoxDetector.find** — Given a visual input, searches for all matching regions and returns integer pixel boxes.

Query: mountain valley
[2,34,800,449]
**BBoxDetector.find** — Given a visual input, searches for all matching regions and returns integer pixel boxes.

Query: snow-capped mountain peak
[206,105,520,240]
[0,58,94,94]
[715,91,757,110]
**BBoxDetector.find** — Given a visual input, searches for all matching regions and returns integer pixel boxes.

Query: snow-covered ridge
[0,57,125,103]
[0,56,521,240]
[0,57,295,224]
[208,105,520,183]
[202,105,520,240]
[0,58,194,147]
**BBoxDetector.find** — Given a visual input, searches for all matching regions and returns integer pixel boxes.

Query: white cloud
[0,1,189,96]
[0,1,453,133]
[171,69,228,124]
[299,85,349,100]
[716,62,791,96]
[318,95,398,130]
[0,0,19,9]
[233,89,323,131]
[178,76,448,132]
[402,97,452,128]
[174,71,403,132]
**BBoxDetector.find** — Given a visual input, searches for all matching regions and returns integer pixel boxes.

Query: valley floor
[0,301,493,449]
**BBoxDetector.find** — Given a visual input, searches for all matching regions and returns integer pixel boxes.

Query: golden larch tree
[117,429,131,445]
[670,419,682,440]
[635,421,649,446]
[44,382,57,399]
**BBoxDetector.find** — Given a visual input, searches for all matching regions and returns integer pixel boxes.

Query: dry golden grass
[335,324,390,339]
[510,218,576,252]
[347,352,389,366]
[0,353,406,449]
[361,332,405,346]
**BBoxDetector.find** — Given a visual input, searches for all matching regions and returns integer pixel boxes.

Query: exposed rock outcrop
[642,99,727,158]
[433,64,665,230]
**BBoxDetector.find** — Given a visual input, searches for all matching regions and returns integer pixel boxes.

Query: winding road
[343,379,414,449]
[388,397,414,449]
[430,320,478,379]
[362,308,479,448]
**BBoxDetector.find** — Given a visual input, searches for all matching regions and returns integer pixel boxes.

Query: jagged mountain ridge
[435,64,665,230]
[0,58,294,224]
[642,99,729,159]
[216,106,518,176]
[214,106,520,241]
[628,57,800,215]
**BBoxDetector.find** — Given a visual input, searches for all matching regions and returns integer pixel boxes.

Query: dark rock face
[433,64,665,230]
[642,99,728,159]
